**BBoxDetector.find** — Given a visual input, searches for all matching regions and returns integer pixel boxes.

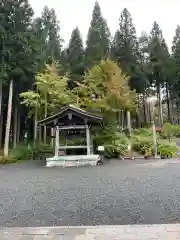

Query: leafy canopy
[20,62,75,118]
[74,60,136,112]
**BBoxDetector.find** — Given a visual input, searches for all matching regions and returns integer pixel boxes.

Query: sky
[29,0,180,50]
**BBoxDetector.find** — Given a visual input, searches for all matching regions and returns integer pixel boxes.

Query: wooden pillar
[55,126,59,157]
[86,125,91,155]
[51,127,54,148]
[39,125,42,143]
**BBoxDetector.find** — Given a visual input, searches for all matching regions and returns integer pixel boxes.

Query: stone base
[46,155,101,167]
[1,224,180,239]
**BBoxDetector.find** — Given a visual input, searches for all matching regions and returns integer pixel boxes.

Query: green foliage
[160,122,173,139]
[158,144,178,158]
[92,120,129,158]
[171,124,180,137]
[66,27,85,88]
[20,62,75,119]
[10,144,33,161]
[0,156,17,165]
[160,123,180,138]
[111,8,147,93]
[148,22,169,87]
[132,137,153,155]
[85,1,110,67]
[32,142,53,158]
[74,60,136,112]
[111,8,138,71]
[133,128,152,137]
[132,125,179,158]
[0,144,33,164]
[0,0,40,88]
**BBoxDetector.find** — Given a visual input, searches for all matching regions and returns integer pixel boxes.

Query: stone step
[1,224,180,239]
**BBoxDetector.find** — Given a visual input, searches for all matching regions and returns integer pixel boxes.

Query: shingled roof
[38,104,102,125]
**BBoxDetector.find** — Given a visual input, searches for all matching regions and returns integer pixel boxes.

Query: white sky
[29,0,180,50]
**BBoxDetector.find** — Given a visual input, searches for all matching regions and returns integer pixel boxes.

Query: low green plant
[160,122,173,139]
[132,135,153,155]
[132,128,152,137]
[158,144,178,158]
[0,156,17,164]
[10,144,33,161]
[144,147,153,157]
[172,124,180,137]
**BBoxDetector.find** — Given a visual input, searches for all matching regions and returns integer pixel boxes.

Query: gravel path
[0,159,180,227]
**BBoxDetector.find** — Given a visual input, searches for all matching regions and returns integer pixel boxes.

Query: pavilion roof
[38,104,103,126]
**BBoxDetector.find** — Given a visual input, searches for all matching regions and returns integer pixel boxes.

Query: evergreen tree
[148,22,169,87]
[148,21,170,125]
[112,8,139,72]
[1,0,40,155]
[66,27,85,88]
[85,1,110,68]
[171,25,180,121]
[172,25,180,97]
[112,8,146,94]
[33,6,62,66]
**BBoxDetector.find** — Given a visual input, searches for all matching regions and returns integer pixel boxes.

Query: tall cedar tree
[172,25,180,98]
[148,22,168,86]
[112,8,146,93]
[112,8,138,72]
[33,6,62,68]
[1,0,39,155]
[85,1,110,68]
[148,21,170,125]
[66,27,85,88]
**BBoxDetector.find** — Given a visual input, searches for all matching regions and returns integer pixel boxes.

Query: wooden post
[86,125,91,155]
[51,127,54,148]
[55,126,59,157]
[39,125,42,143]
[127,111,132,157]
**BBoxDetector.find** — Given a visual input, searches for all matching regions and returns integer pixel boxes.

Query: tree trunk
[33,105,38,148]
[43,94,47,143]
[16,110,20,144]
[0,82,3,147]
[159,85,163,127]
[157,85,163,127]
[143,91,149,124]
[0,82,2,118]
[166,82,172,123]
[0,110,3,149]
[13,101,18,148]
[4,80,13,156]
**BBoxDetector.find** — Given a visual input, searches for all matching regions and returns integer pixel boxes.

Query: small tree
[20,62,75,118]
[74,60,136,113]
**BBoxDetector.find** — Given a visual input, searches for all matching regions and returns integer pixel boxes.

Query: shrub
[132,137,153,155]
[0,156,18,164]
[104,144,119,158]
[133,128,152,137]
[104,135,129,158]
[158,144,178,158]
[172,124,180,137]
[10,144,33,161]
[160,123,173,139]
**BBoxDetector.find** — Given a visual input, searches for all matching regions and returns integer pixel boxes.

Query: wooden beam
[58,145,87,149]
[58,125,86,130]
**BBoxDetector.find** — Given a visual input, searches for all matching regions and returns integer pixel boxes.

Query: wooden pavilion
[38,105,103,167]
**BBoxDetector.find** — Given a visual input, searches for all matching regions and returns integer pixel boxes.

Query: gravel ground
[0,159,180,227]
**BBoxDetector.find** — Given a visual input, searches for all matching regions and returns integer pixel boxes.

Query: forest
[1,0,180,161]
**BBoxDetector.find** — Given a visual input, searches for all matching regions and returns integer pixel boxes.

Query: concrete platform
[46,155,101,167]
[1,225,180,239]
